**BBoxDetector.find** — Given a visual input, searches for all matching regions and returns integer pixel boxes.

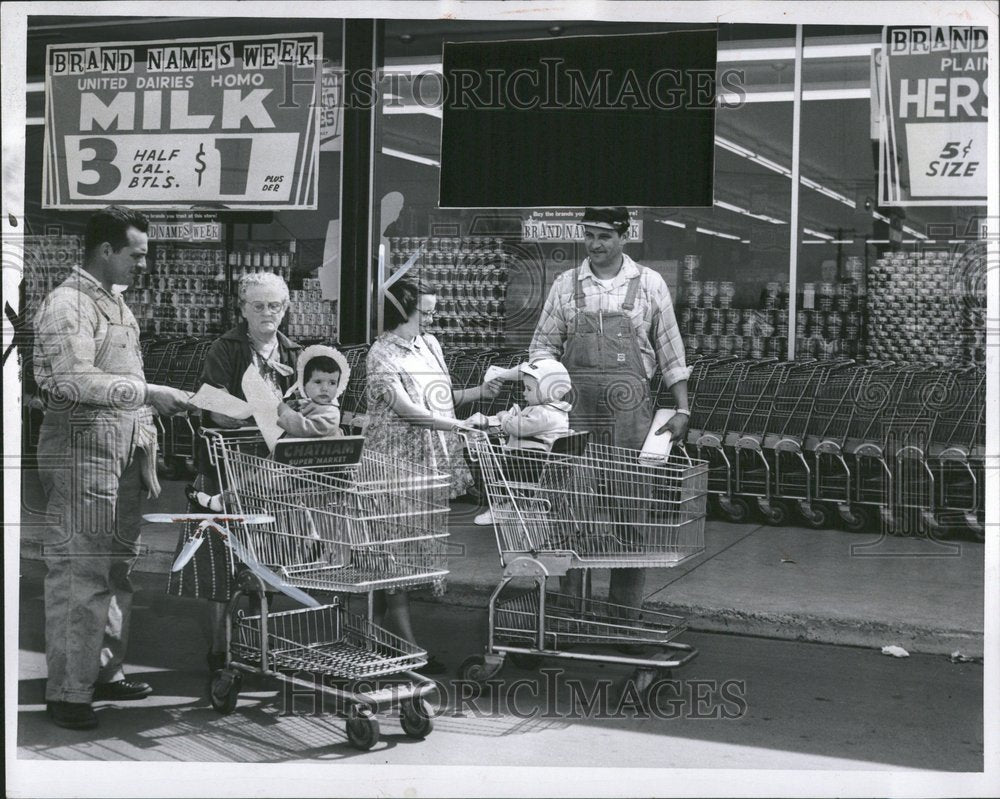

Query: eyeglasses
[246,301,286,313]
[417,308,436,317]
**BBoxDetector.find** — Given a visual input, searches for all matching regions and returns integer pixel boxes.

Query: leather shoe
[47,701,98,730]
[92,679,153,701]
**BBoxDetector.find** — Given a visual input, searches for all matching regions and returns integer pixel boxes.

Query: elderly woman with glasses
[364,277,502,674]
[167,271,302,671]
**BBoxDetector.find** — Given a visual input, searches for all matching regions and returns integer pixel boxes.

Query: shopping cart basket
[459,430,707,699]
[202,428,452,595]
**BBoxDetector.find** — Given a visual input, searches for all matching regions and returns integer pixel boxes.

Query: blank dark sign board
[439,29,717,208]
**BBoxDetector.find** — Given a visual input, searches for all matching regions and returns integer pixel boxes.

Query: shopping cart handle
[143,513,276,525]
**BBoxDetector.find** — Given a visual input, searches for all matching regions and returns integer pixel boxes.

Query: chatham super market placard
[878,26,987,206]
[43,33,322,209]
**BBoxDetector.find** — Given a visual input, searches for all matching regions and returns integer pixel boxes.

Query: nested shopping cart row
[679,356,985,538]
[141,336,215,477]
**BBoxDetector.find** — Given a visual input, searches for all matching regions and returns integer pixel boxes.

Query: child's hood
[284,344,351,400]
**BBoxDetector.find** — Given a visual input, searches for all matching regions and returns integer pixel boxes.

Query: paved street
[15,578,983,770]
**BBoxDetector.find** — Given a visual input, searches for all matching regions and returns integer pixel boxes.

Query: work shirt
[529,254,690,389]
[33,266,148,410]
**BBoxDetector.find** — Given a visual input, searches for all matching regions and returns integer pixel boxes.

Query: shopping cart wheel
[508,652,544,671]
[208,669,242,714]
[345,705,380,751]
[399,697,434,739]
[798,501,832,530]
[838,504,872,533]
[757,498,789,526]
[458,654,503,686]
[717,496,750,524]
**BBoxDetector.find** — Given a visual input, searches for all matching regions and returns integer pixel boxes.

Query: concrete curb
[417,579,984,659]
[19,545,984,659]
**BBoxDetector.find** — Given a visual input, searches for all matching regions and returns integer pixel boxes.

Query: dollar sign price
[194,143,207,187]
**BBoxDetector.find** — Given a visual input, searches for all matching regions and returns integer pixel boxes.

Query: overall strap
[621,275,642,311]
[573,266,589,310]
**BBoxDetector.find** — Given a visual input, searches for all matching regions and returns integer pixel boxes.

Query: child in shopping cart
[188,344,350,512]
[466,359,573,526]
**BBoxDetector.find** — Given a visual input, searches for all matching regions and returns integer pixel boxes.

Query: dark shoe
[206,651,227,672]
[92,679,153,701]
[47,701,98,730]
[415,655,448,675]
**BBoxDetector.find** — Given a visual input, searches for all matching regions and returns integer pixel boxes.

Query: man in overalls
[529,206,690,624]
[33,206,193,729]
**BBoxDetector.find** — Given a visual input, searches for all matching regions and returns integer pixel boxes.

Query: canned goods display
[866,251,981,366]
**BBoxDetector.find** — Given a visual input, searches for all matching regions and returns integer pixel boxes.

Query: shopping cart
[337,343,371,433]
[684,356,749,522]
[761,359,854,528]
[147,428,450,749]
[459,429,708,703]
[928,367,985,539]
[724,359,798,524]
[801,363,877,531]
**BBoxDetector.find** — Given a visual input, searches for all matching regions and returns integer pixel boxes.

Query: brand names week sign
[522,210,643,242]
[878,26,988,206]
[43,33,322,209]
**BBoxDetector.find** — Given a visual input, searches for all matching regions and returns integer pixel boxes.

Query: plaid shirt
[529,254,690,389]
[33,266,148,409]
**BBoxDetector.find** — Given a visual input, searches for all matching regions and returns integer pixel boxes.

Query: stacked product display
[21,235,82,327]
[796,256,867,360]
[388,236,509,350]
[677,255,789,360]
[676,255,868,362]
[131,244,228,336]
[287,278,338,342]
[867,250,983,366]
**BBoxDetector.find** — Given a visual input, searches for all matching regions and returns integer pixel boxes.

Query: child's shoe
[474,509,494,526]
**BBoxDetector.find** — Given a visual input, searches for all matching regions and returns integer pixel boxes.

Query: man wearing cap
[529,206,689,617]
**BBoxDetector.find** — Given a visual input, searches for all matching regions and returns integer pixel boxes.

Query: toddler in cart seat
[466,359,572,526]
[188,344,350,513]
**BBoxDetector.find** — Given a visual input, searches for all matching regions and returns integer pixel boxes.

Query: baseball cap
[519,359,571,401]
[581,206,630,231]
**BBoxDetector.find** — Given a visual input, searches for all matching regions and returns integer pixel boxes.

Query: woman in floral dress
[365,277,502,673]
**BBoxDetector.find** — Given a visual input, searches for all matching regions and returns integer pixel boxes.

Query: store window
[371,21,804,363]
[796,26,988,368]
[23,16,343,344]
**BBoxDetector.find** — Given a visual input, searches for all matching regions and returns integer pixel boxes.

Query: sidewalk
[19,477,984,657]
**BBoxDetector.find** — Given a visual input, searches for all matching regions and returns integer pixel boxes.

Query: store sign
[146,212,222,242]
[319,60,342,152]
[878,26,988,206]
[43,33,322,209]
[522,210,643,243]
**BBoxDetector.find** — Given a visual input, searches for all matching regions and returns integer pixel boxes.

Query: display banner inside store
[43,33,322,209]
[522,209,643,242]
[878,26,987,206]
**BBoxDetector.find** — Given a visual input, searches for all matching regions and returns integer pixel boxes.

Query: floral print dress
[365,331,472,499]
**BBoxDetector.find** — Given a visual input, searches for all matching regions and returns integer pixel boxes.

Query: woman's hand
[480,377,504,399]
[209,411,246,429]
[465,412,490,429]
